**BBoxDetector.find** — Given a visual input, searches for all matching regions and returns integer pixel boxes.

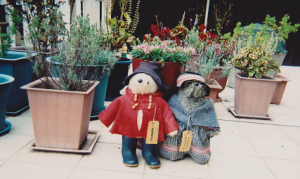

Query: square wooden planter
[271,74,290,105]
[21,78,99,150]
[232,72,280,119]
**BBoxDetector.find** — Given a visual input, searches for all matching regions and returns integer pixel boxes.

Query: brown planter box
[21,78,99,150]
[234,72,280,118]
[271,74,290,105]
[132,58,183,100]
[206,80,222,103]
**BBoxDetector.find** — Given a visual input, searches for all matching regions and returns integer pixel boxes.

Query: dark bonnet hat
[122,62,169,91]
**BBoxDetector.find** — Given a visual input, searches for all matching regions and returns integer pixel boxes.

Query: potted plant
[184,25,234,103]
[130,35,195,99]
[229,43,280,119]
[21,16,104,151]
[0,7,36,115]
[46,17,117,118]
[103,0,141,100]
[0,74,14,135]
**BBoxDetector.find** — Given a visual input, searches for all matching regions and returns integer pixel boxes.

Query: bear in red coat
[98,62,178,169]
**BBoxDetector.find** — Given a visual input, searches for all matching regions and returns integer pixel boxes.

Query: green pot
[0,74,14,135]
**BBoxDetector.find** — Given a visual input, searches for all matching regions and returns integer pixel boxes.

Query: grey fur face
[177,81,208,112]
[179,81,207,99]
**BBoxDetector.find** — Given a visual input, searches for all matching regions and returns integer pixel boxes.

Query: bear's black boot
[122,136,138,167]
[141,138,161,169]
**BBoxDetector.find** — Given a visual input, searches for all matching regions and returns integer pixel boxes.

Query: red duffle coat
[98,88,179,141]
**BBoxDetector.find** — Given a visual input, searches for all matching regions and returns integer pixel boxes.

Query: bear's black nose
[194,82,200,86]
[138,79,143,83]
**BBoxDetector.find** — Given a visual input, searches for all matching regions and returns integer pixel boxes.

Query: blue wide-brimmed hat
[122,62,169,91]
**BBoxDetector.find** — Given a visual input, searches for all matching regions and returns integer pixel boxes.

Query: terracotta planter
[206,80,222,103]
[21,78,99,150]
[215,76,228,102]
[206,67,231,102]
[233,72,280,119]
[132,58,182,100]
[271,74,290,105]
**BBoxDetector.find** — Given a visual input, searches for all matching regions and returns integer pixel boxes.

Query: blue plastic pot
[0,74,14,135]
[0,51,34,115]
[105,60,132,101]
[46,57,109,119]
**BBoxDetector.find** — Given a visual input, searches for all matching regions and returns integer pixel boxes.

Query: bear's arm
[162,101,179,135]
[98,97,122,128]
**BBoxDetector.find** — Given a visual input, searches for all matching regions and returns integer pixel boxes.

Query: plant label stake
[146,107,159,144]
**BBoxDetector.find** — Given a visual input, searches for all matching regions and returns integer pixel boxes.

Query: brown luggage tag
[179,116,193,152]
[146,107,159,144]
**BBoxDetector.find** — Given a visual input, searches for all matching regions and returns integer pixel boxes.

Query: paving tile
[217,120,244,136]
[144,174,197,179]
[263,158,300,179]
[0,160,5,166]
[209,153,275,179]
[10,146,83,166]
[210,135,258,157]
[237,123,291,140]
[68,167,143,179]
[88,120,103,132]
[270,115,300,127]
[248,137,300,160]
[0,134,33,160]
[145,157,211,179]
[290,107,300,115]
[6,116,34,135]
[268,104,298,116]
[77,143,145,173]
[0,160,73,179]
[97,124,122,144]
[280,126,300,141]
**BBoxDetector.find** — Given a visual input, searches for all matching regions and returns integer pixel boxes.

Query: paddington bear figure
[98,62,178,169]
[157,72,220,164]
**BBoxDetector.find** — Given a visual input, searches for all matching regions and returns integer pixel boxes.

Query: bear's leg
[141,138,161,169]
[122,136,138,167]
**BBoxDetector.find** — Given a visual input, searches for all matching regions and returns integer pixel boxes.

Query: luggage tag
[179,116,193,152]
[146,107,159,144]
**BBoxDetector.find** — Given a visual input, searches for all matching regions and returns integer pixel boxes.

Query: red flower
[207,32,217,39]
[150,24,171,39]
[199,24,206,32]
[143,35,153,42]
[199,34,207,40]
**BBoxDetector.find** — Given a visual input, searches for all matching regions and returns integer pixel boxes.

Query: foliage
[8,0,66,52]
[212,1,234,37]
[170,12,190,45]
[231,45,280,78]
[130,35,195,67]
[31,16,117,91]
[195,41,233,83]
[105,0,141,50]
[0,8,21,57]
[0,33,13,58]
[263,14,300,41]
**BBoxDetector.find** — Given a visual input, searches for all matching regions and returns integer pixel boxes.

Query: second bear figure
[157,72,220,164]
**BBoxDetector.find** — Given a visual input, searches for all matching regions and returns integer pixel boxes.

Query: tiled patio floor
[0,66,299,179]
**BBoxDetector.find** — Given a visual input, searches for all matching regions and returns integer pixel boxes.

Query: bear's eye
[147,81,150,85]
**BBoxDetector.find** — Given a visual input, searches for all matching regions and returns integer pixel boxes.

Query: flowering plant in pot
[229,36,281,119]
[130,35,195,99]
[21,16,117,151]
